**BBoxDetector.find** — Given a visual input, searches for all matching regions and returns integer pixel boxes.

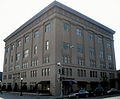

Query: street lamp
[20,78,23,96]
[57,62,63,97]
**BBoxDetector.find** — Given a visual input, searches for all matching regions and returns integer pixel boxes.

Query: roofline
[4,1,115,42]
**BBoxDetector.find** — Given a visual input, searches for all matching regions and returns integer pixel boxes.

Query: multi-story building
[2,1,116,95]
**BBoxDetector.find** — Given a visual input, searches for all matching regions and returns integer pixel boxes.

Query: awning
[38,81,50,84]
[63,81,76,86]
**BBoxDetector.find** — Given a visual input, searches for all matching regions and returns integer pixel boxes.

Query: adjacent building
[2,1,116,95]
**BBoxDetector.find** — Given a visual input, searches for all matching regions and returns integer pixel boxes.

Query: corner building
[3,1,116,95]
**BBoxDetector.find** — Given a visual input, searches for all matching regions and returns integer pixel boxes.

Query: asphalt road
[0,92,120,99]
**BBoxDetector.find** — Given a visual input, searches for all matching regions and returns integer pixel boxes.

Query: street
[0,92,57,99]
[0,92,120,99]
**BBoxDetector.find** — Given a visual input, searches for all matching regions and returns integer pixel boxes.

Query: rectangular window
[33,30,39,38]
[16,53,21,61]
[76,28,82,36]
[63,56,71,64]
[90,71,97,78]
[108,55,112,61]
[88,33,93,40]
[8,74,12,79]
[11,56,13,62]
[77,58,85,66]
[17,40,21,47]
[45,40,49,50]
[69,68,72,76]
[34,45,37,54]
[77,69,86,77]
[63,42,70,50]
[99,51,104,58]
[64,23,70,32]
[107,42,111,48]
[89,48,94,57]
[90,60,96,67]
[5,47,9,53]
[45,23,51,32]
[109,73,115,79]
[25,35,29,43]
[98,36,102,43]
[11,44,14,50]
[77,44,83,53]
[100,61,106,68]
[44,56,49,63]
[24,49,29,58]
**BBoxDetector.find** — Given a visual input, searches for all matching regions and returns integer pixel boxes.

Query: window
[11,56,13,62]
[89,48,94,56]
[5,47,9,53]
[90,60,96,67]
[5,58,7,64]
[99,51,104,58]
[22,62,29,69]
[76,28,82,36]
[42,68,50,76]
[44,56,49,63]
[90,71,97,78]
[24,49,29,58]
[63,42,70,50]
[17,40,21,47]
[21,72,26,78]
[3,75,7,80]
[64,23,70,32]
[109,73,115,79]
[25,35,29,43]
[108,55,112,61]
[45,23,51,32]
[16,53,21,61]
[62,56,71,64]
[77,44,83,53]
[45,40,49,50]
[34,45,37,54]
[8,74,12,79]
[69,68,72,76]
[11,44,14,50]
[33,30,39,38]
[77,69,86,77]
[98,36,102,43]
[88,33,93,40]
[32,60,38,67]
[107,42,111,48]
[100,61,106,68]
[30,70,37,77]
[108,63,113,69]
[77,58,85,66]
[100,72,107,78]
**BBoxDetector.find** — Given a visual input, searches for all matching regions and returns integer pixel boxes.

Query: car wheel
[93,93,96,96]
[86,94,88,98]
[101,92,103,96]
[76,95,79,98]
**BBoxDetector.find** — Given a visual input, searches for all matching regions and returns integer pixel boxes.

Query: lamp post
[20,78,23,96]
[57,62,63,97]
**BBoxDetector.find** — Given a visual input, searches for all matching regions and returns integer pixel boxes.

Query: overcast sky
[0,0,120,72]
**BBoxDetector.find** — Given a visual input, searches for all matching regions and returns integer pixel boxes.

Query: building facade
[2,1,116,95]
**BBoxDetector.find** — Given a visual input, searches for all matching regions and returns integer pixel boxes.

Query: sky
[0,0,120,72]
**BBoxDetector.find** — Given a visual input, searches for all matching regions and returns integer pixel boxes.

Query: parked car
[68,89,89,98]
[107,88,119,94]
[90,87,106,96]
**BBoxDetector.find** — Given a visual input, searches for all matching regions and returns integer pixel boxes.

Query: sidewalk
[0,91,65,99]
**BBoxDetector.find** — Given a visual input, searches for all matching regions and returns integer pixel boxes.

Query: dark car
[90,87,106,96]
[68,89,89,98]
[107,88,119,94]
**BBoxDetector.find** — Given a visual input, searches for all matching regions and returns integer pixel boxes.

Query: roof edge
[4,1,115,42]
